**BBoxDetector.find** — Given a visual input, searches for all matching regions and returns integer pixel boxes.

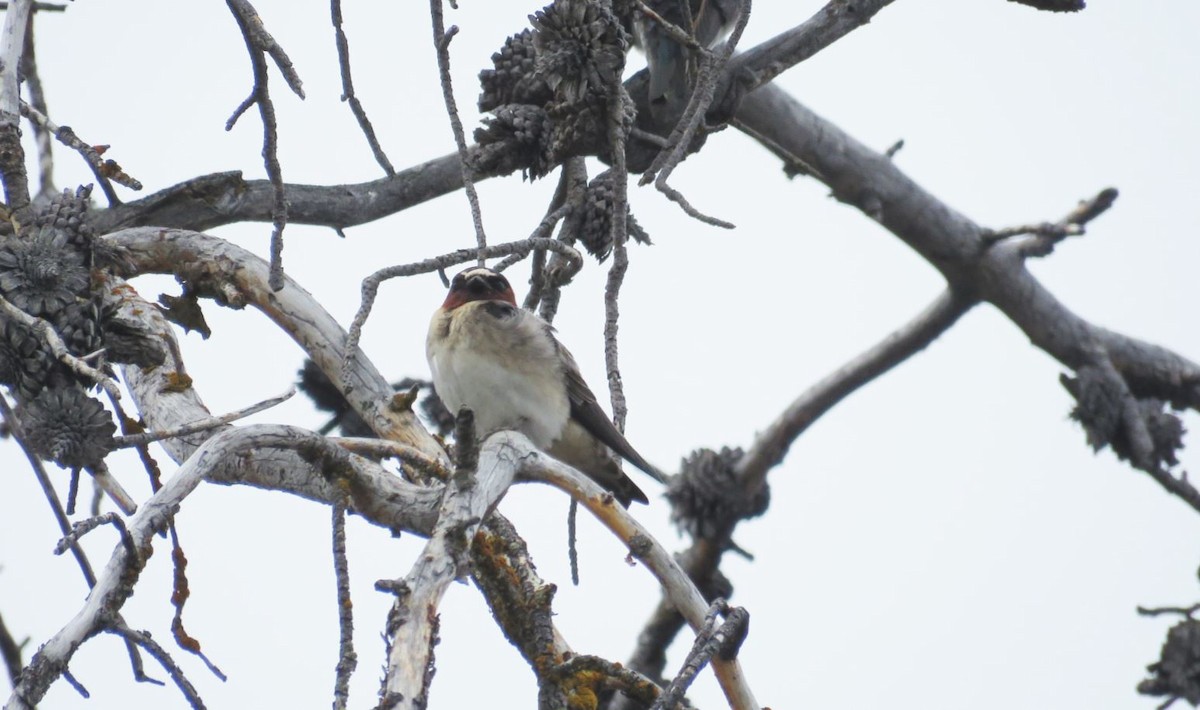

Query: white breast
[428,305,570,448]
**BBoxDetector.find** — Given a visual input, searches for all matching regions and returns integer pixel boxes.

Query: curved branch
[105,227,446,459]
[736,287,974,488]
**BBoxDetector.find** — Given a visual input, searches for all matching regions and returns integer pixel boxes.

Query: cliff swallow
[427,267,665,505]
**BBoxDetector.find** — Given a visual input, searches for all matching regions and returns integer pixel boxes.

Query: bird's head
[441,267,517,311]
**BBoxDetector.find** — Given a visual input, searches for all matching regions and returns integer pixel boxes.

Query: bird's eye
[488,277,507,291]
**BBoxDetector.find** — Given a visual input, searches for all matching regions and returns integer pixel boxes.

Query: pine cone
[472,104,555,179]
[0,232,90,317]
[479,30,553,112]
[23,384,116,469]
[531,0,629,105]
[0,318,58,400]
[577,169,651,262]
[667,447,769,541]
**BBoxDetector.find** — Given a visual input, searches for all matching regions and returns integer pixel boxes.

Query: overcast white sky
[2,1,1199,708]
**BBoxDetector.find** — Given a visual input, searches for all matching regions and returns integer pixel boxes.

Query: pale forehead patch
[459,267,504,280]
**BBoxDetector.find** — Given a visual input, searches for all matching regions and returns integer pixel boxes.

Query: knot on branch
[578,169,651,262]
[1061,365,1184,471]
[1140,618,1200,706]
[667,447,768,543]
[473,0,632,179]
[24,384,116,469]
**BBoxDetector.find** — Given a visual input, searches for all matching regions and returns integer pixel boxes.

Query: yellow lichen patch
[162,371,194,392]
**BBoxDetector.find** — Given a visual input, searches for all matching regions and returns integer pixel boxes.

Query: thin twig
[343,237,583,377]
[0,293,122,400]
[651,600,749,710]
[112,386,296,448]
[330,0,393,175]
[54,512,134,557]
[982,187,1118,257]
[603,77,632,430]
[327,437,450,481]
[429,0,486,265]
[107,625,207,710]
[1137,604,1200,619]
[641,0,751,229]
[536,158,590,323]
[331,502,356,710]
[19,100,142,205]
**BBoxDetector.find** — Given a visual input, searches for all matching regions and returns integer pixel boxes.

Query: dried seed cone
[479,30,552,112]
[23,384,116,469]
[667,447,769,541]
[578,169,651,262]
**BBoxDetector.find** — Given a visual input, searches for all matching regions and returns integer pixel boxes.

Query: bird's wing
[548,327,667,483]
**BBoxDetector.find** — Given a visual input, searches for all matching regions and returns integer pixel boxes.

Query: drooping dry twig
[111,386,296,449]
[225,0,304,292]
[330,0,394,176]
[603,77,632,430]
[737,288,974,490]
[331,502,356,710]
[429,0,487,264]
